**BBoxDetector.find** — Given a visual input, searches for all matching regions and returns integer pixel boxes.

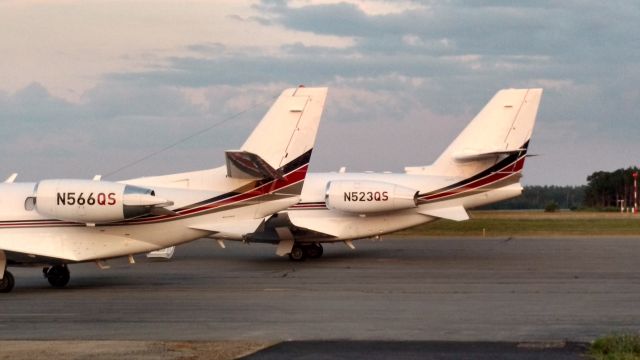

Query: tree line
[583,167,639,209]
[482,167,638,210]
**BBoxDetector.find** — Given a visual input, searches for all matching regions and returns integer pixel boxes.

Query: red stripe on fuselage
[109,163,309,225]
[419,156,525,202]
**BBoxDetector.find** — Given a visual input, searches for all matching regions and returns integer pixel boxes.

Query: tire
[304,244,324,259]
[0,271,14,293]
[288,245,306,261]
[46,265,70,288]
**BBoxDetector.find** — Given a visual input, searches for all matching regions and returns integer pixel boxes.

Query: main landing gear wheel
[288,245,306,261]
[44,265,70,288]
[0,271,15,293]
[303,243,324,259]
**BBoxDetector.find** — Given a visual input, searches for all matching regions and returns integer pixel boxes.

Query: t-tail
[225,87,327,195]
[408,88,542,211]
[407,88,542,179]
[222,86,328,220]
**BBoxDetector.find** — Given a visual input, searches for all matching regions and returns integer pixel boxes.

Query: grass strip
[395,211,640,237]
[590,334,640,360]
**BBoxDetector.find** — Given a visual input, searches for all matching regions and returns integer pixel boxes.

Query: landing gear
[288,243,324,261]
[0,271,14,293]
[303,243,324,259]
[44,265,70,288]
[288,245,306,261]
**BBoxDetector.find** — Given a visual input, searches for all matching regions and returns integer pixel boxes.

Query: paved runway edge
[241,340,590,360]
[0,340,591,359]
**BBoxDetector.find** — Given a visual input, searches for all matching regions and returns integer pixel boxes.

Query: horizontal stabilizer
[190,218,265,240]
[419,205,469,222]
[225,150,283,180]
[453,148,526,162]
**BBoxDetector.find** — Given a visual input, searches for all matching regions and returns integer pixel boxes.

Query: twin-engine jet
[240,88,543,260]
[0,87,328,292]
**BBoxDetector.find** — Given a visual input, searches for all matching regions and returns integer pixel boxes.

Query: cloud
[0,81,279,181]
[3,0,640,185]
[0,83,80,125]
[254,0,640,88]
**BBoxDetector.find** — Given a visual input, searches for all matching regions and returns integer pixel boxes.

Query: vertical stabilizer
[240,87,328,171]
[407,88,542,178]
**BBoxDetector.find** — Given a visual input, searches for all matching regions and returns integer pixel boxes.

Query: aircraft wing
[5,250,67,266]
[0,229,165,262]
[286,211,346,238]
[190,218,265,240]
[418,205,469,221]
[285,207,470,237]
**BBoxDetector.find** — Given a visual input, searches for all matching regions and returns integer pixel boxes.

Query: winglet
[4,173,17,183]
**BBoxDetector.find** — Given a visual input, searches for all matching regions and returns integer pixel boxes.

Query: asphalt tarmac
[0,236,638,357]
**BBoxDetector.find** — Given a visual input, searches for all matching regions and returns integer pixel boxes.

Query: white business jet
[0,86,328,292]
[243,88,543,260]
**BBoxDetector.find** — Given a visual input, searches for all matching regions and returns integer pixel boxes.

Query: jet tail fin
[239,87,328,175]
[406,88,542,178]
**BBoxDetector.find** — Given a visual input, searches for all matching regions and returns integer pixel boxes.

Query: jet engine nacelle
[325,180,418,214]
[32,179,172,224]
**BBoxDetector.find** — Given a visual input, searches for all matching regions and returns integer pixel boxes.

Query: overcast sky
[1,0,639,185]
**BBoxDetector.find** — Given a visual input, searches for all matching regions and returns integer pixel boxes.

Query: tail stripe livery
[417,141,528,203]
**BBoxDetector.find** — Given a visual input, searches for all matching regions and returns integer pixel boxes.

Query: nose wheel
[0,271,15,293]
[44,265,70,288]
